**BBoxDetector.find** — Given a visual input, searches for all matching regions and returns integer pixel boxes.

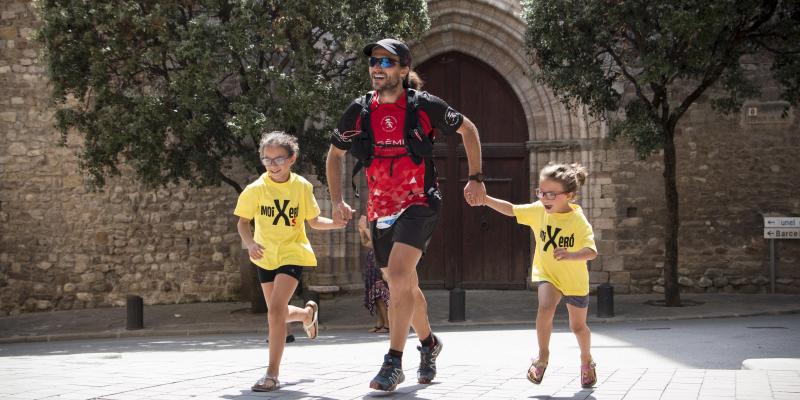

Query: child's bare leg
[566,303,592,365]
[535,282,562,362]
[262,274,307,378]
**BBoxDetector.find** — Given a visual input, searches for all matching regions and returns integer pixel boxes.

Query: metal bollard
[596,283,614,318]
[449,287,465,322]
[126,295,144,330]
[305,290,321,322]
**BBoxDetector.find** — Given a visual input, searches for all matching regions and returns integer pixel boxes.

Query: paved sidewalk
[1,321,799,400]
[1,291,799,343]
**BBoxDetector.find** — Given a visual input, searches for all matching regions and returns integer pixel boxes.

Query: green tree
[522,0,800,306]
[36,0,429,192]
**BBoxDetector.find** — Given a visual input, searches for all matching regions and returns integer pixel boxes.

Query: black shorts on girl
[370,205,439,268]
[538,281,590,308]
[255,264,305,283]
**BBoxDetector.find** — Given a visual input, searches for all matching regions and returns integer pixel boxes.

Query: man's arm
[457,117,487,206]
[326,145,355,222]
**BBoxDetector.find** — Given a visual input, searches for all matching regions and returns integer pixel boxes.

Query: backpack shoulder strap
[351,91,376,198]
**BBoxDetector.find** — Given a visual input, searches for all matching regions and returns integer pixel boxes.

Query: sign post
[763,217,800,294]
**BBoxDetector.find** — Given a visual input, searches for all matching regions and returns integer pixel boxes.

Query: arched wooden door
[416,52,530,289]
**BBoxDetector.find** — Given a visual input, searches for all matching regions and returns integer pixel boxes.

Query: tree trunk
[662,126,682,306]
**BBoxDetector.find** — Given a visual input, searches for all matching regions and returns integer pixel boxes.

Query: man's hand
[247,242,265,260]
[333,200,355,224]
[463,180,487,206]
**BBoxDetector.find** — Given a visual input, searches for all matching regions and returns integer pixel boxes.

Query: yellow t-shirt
[233,172,321,270]
[513,201,597,296]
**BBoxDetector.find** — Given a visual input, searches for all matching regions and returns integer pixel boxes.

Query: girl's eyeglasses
[369,56,398,69]
[261,156,289,166]
[536,188,567,200]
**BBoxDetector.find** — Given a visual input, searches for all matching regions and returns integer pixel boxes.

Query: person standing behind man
[326,38,487,391]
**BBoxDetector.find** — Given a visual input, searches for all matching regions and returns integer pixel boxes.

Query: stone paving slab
[1,323,799,400]
[2,358,799,400]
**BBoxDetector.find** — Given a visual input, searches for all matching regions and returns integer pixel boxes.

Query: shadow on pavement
[221,385,336,400]
[530,392,597,400]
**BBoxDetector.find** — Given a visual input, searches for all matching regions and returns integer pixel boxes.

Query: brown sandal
[251,374,279,392]
[581,360,597,388]
[303,300,318,339]
[527,358,548,384]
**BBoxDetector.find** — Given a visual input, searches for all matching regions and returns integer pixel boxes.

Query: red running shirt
[332,90,463,221]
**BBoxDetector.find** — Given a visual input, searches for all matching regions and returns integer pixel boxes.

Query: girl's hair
[406,70,424,90]
[539,162,588,194]
[259,131,299,158]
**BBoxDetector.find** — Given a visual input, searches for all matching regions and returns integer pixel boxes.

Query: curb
[1,308,798,345]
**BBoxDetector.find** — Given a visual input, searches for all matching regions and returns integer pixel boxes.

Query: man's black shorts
[370,205,439,267]
[255,264,305,283]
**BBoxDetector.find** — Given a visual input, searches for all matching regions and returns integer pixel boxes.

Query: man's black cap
[362,38,412,66]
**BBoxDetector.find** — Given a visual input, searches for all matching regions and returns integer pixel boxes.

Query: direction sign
[764,217,800,227]
[764,228,800,239]
[764,217,800,239]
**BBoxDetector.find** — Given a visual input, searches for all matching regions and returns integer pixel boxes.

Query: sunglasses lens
[369,57,396,68]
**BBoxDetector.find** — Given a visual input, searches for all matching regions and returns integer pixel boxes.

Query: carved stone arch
[411,0,605,143]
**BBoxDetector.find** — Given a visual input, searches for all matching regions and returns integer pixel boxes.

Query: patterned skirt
[363,249,390,316]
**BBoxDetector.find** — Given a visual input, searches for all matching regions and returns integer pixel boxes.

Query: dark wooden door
[416,52,530,289]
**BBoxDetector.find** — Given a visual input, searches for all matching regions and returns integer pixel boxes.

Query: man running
[326,38,487,391]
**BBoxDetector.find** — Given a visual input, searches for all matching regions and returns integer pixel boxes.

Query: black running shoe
[417,334,443,384]
[369,354,405,391]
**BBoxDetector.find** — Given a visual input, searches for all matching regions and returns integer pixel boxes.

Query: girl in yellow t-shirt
[234,131,346,392]
[482,162,598,389]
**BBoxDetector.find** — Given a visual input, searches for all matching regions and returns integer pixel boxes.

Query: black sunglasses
[369,56,398,69]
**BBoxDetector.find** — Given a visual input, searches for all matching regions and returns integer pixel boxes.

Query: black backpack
[349,89,436,198]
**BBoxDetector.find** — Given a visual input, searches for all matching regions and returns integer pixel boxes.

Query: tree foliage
[522,0,799,305]
[524,0,799,154]
[36,0,430,192]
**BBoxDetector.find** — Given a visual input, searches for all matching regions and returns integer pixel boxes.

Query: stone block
[609,271,631,285]
[308,285,340,294]
[589,271,608,284]
[593,218,615,230]
[704,268,724,278]
[602,255,625,271]
[2,112,18,123]
[751,276,769,285]
[0,27,16,39]
[698,276,713,288]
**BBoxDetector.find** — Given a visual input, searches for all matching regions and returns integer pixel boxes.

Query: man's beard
[373,75,402,93]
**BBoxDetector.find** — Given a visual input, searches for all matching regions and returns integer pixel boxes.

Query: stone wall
[0,1,362,315]
[611,97,800,295]
[2,0,798,315]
